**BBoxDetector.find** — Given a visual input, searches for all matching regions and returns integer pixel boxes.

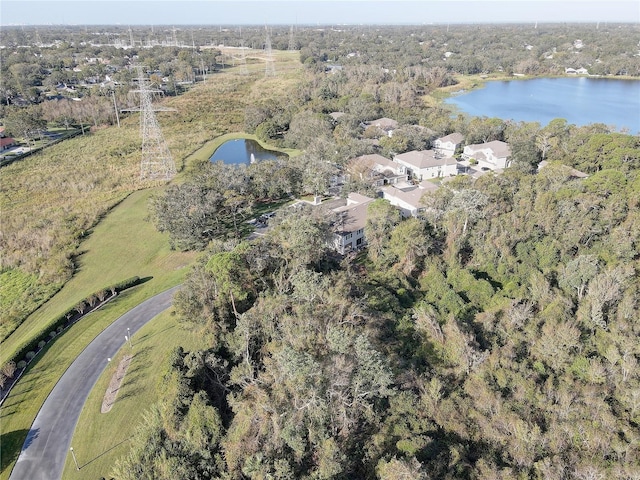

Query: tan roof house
[538,160,588,178]
[381,180,439,218]
[462,141,511,170]
[347,153,408,186]
[393,150,458,181]
[433,132,464,157]
[329,193,375,254]
[365,117,399,137]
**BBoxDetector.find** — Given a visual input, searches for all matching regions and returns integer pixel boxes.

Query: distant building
[347,153,408,186]
[538,160,588,178]
[0,137,17,151]
[329,112,346,122]
[365,117,399,137]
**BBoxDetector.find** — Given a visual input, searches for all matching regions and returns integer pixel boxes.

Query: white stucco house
[328,193,375,254]
[381,180,439,218]
[461,140,512,170]
[365,117,399,137]
[393,150,457,181]
[347,153,408,186]
[433,132,464,157]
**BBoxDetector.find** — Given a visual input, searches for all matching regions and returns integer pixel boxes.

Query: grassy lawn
[0,188,196,367]
[60,309,201,480]
[0,288,195,480]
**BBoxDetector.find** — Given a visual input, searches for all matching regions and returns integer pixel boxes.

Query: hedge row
[9,276,142,368]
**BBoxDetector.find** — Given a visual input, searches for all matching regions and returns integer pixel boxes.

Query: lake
[209,138,286,165]
[445,77,640,134]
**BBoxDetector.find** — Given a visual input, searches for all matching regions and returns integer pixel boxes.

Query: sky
[1,0,639,26]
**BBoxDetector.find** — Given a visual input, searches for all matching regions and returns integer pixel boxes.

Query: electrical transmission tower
[239,39,249,75]
[288,25,296,51]
[264,26,276,77]
[128,67,176,181]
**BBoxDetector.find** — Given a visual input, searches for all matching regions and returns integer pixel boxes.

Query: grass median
[60,308,201,480]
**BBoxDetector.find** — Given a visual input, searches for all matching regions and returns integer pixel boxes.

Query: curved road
[9,285,181,480]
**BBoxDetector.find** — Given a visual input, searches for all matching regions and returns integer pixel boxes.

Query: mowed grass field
[60,309,201,480]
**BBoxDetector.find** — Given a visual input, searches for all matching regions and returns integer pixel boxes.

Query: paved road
[9,285,181,480]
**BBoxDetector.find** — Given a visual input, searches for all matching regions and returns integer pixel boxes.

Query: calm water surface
[210,138,286,165]
[446,77,640,133]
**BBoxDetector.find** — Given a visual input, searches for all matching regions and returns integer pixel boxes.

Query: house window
[356,238,363,246]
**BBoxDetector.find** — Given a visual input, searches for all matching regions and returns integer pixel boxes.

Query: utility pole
[112,91,120,128]
[239,38,248,75]
[69,447,79,470]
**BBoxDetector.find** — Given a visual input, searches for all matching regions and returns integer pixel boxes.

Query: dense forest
[121,141,640,479]
[1,22,639,479]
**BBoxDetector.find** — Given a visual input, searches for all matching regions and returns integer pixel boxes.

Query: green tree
[4,106,46,145]
[387,217,432,276]
[365,199,401,264]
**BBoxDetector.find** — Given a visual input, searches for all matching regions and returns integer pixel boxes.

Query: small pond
[209,138,287,165]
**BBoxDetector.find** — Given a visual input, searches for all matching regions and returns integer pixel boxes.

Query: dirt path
[101,354,133,413]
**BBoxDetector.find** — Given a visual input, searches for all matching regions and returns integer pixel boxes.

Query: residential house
[328,193,375,254]
[365,117,398,137]
[461,140,511,170]
[0,137,17,151]
[393,150,457,180]
[381,180,439,218]
[538,160,588,178]
[433,132,464,157]
[347,153,408,186]
[329,112,345,122]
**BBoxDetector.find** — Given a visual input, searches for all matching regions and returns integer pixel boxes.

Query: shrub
[1,361,16,379]
[17,361,26,369]
[26,351,36,360]
[6,277,143,368]
[38,340,46,349]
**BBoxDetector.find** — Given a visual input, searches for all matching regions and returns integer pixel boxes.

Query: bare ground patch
[101,354,132,413]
